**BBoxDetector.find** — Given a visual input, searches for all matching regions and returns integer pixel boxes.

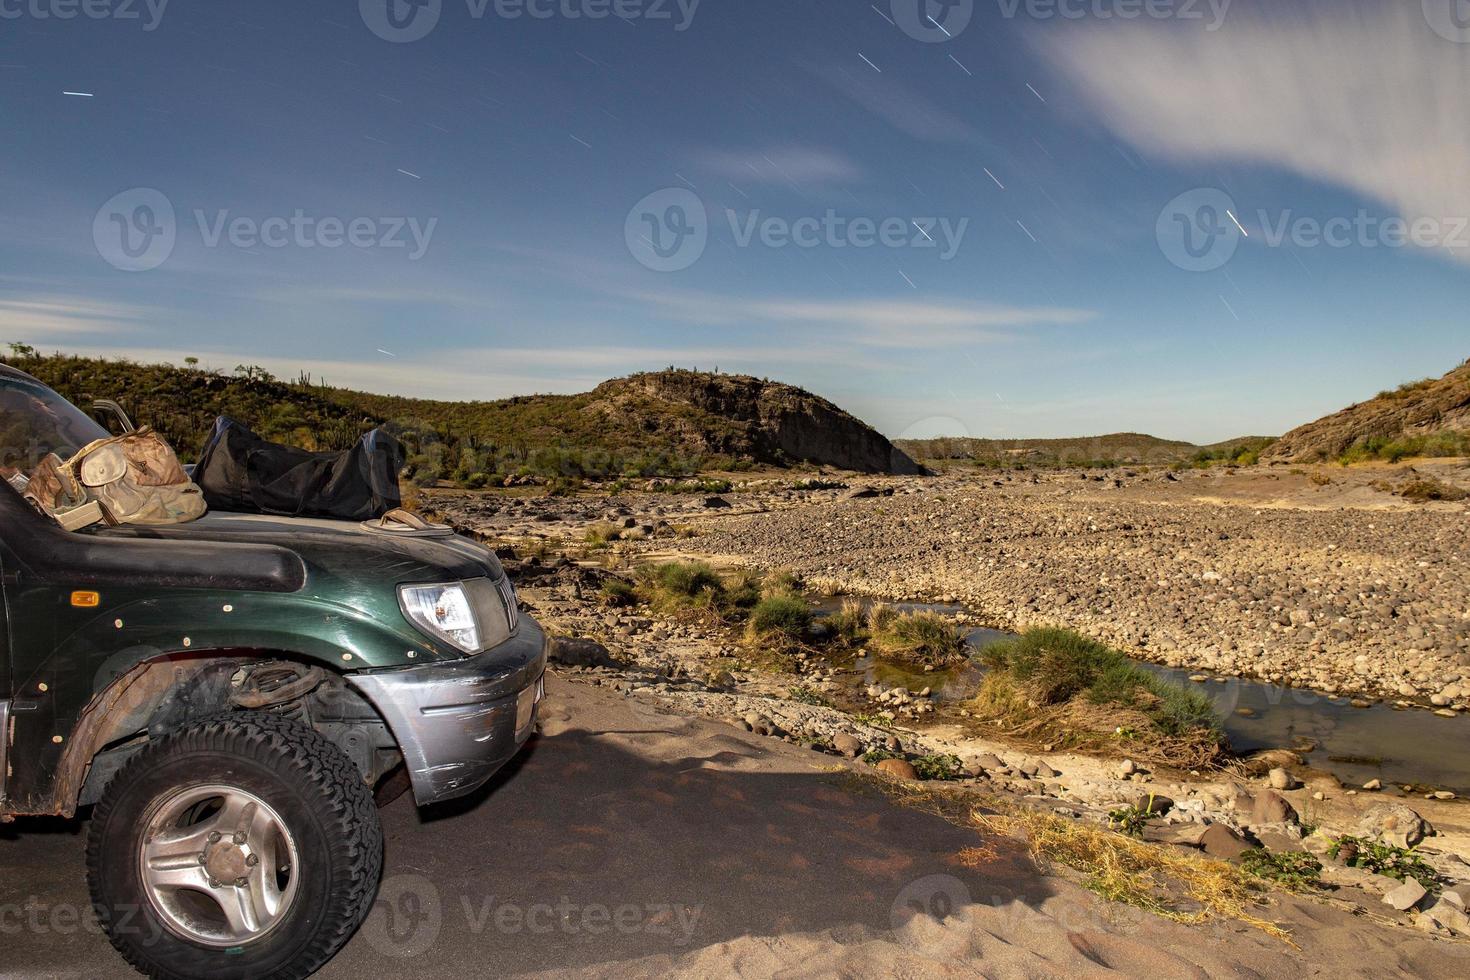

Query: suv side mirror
[90,399,136,436]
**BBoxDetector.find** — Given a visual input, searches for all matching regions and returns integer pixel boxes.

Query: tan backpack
[27,428,206,527]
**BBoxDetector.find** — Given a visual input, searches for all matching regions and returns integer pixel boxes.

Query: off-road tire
[87,711,383,980]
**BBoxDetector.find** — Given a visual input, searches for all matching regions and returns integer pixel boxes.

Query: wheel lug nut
[232,832,247,845]
[207,878,220,889]
[208,832,222,844]
[245,854,259,867]
[198,854,208,865]
[235,877,249,887]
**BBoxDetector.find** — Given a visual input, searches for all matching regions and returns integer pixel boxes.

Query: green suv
[0,363,547,979]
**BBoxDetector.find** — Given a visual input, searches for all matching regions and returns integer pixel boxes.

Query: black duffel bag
[194,417,405,521]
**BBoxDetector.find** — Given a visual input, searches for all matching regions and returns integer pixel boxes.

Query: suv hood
[96,511,505,588]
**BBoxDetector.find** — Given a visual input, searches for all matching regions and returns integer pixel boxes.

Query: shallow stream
[812,597,1470,794]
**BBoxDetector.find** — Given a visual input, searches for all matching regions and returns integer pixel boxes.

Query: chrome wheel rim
[137,784,301,948]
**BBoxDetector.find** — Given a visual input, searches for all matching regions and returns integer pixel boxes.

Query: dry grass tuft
[974,807,1293,944]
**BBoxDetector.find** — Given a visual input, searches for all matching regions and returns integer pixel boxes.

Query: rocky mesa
[585,371,920,474]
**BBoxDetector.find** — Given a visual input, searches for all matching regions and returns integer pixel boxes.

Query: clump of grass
[867,607,967,667]
[788,685,831,707]
[791,478,847,491]
[859,749,964,780]
[1398,477,1468,503]
[823,599,870,646]
[636,560,726,616]
[976,807,1290,941]
[1240,849,1322,891]
[911,753,966,781]
[664,477,734,494]
[761,569,804,597]
[974,628,1223,766]
[745,593,813,642]
[650,560,722,598]
[599,578,638,608]
[584,522,623,547]
[1328,836,1437,888]
[723,570,765,611]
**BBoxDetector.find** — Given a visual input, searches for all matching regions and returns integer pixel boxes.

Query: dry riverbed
[427,459,1470,706]
[417,459,1470,947]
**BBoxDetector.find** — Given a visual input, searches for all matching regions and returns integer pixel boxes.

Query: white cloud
[0,297,157,339]
[1037,3,1470,263]
[626,288,1096,347]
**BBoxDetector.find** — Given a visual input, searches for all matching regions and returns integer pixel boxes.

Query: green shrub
[979,628,1221,743]
[910,753,966,781]
[650,561,723,598]
[868,611,967,666]
[762,570,804,597]
[584,523,623,547]
[599,579,638,608]
[1107,802,1154,838]
[788,685,831,707]
[746,594,813,640]
[1240,849,1322,891]
[1328,836,1437,888]
[823,599,870,646]
[723,570,765,610]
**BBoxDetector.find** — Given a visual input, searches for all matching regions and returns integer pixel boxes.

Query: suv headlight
[398,578,516,655]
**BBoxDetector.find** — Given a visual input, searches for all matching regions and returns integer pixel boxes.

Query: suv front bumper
[349,616,547,805]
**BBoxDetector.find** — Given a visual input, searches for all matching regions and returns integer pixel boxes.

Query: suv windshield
[0,375,109,476]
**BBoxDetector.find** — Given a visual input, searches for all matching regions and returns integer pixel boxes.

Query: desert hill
[1263,358,1470,463]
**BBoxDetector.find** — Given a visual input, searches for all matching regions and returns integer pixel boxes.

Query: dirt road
[1,674,1462,978]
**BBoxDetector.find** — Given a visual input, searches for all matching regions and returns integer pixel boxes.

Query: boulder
[1199,824,1252,860]
[1357,803,1428,849]
[548,637,619,668]
[1250,790,1299,826]
[1268,767,1298,791]
[832,733,862,758]
[1383,878,1428,912]
[876,758,919,781]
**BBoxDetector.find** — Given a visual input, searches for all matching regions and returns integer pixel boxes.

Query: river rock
[1250,790,1299,826]
[876,758,919,781]
[1383,878,1428,912]
[1357,803,1428,848]
[549,637,619,668]
[1199,824,1252,859]
[1268,767,1298,791]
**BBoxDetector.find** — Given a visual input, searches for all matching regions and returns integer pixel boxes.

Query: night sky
[3,0,1468,442]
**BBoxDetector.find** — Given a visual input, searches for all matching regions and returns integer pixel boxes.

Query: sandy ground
[4,674,1467,979]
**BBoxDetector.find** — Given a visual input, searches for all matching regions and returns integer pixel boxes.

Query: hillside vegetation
[2,352,914,486]
[1264,358,1470,463]
[899,432,1275,469]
